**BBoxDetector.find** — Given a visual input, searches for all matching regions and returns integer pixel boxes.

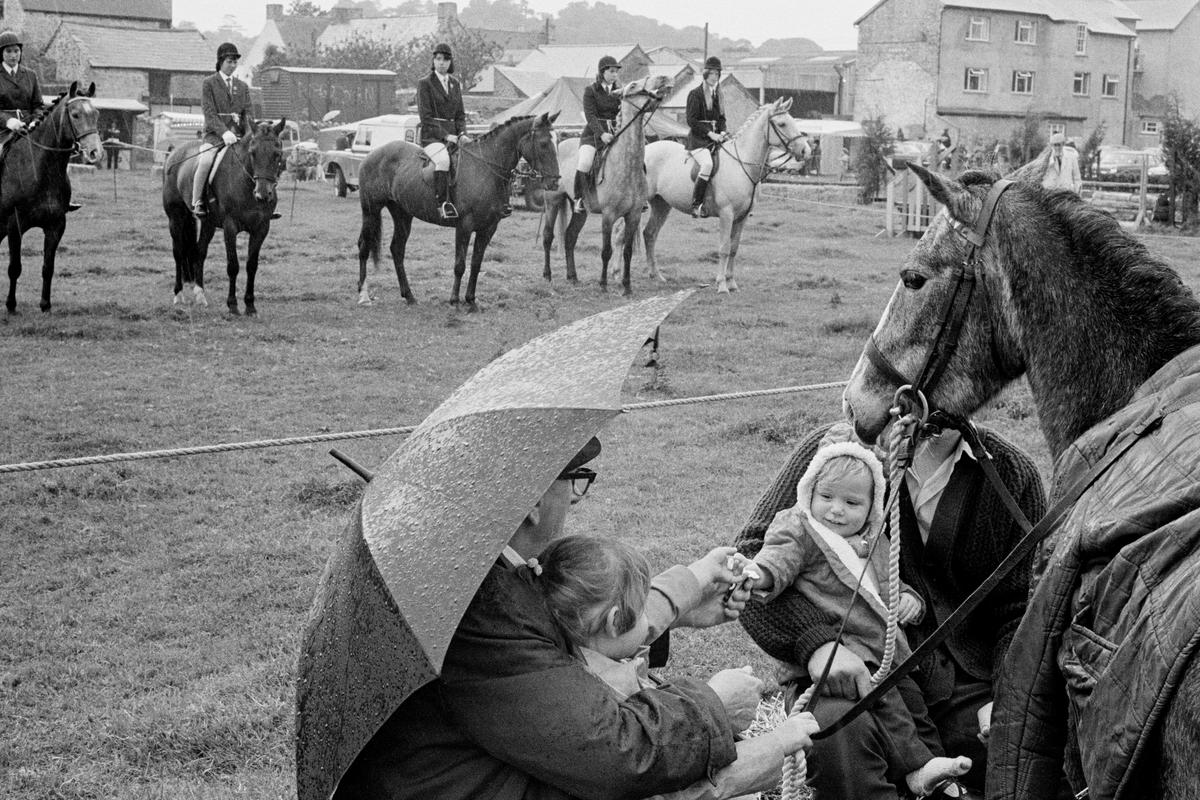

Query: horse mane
[730,103,772,140]
[474,115,534,144]
[25,91,68,131]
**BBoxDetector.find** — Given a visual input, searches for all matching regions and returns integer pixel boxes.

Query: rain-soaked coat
[333,558,738,800]
[988,343,1200,800]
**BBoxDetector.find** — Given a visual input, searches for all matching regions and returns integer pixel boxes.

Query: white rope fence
[0,380,848,476]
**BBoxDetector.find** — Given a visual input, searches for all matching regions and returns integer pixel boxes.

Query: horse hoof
[727,281,738,292]
[622,288,633,297]
[228,304,241,316]
[357,296,373,307]
[245,306,257,317]
[192,287,208,307]
[40,301,51,313]
[716,283,731,294]
[405,296,418,306]
[467,303,480,313]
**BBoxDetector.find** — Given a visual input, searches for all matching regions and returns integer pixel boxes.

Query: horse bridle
[225,129,282,187]
[21,96,98,155]
[863,178,1014,420]
[456,125,561,185]
[723,110,806,184]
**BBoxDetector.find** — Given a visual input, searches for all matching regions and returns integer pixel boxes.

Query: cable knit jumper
[736,422,1046,685]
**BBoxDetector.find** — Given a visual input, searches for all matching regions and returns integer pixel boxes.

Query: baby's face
[811,469,872,539]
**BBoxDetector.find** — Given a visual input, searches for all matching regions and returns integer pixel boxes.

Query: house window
[1141,120,1161,135]
[1014,19,1037,44]
[967,16,989,41]
[1012,70,1034,94]
[1075,23,1088,54]
[1073,72,1090,96]
[1048,122,1066,137]
[1101,74,1119,97]
[964,68,988,92]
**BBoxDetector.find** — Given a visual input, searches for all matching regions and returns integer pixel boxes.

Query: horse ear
[86,82,96,97]
[909,163,976,224]
[274,116,287,136]
[68,80,79,97]
[781,97,793,112]
[547,110,560,124]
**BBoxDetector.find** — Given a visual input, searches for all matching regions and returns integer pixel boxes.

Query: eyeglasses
[560,467,597,499]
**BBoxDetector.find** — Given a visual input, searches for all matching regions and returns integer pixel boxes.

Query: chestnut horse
[843,165,1200,799]
[2,82,102,313]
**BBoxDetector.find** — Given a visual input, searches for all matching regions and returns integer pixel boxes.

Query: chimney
[438,2,458,26]
[332,4,364,24]
[266,3,283,20]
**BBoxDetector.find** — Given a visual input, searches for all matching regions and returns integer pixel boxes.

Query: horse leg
[39,218,65,313]
[356,201,383,306]
[620,211,638,297]
[599,217,614,291]
[725,215,749,293]
[542,199,557,282]
[243,225,267,316]
[564,210,587,284]
[5,217,20,314]
[642,196,670,283]
[1159,655,1200,799]
[715,212,736,294]
[450,226,470,305]
[222,220,242,315]
[387,207,416,305]
[465,221,499,312]
[193,218,216,307]
[169,212,195,306]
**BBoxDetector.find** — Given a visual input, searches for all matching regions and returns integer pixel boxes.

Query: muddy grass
[1,169,1196,798]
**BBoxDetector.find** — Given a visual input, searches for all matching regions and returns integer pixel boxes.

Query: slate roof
[1122,0,1200,28]
[20,0,170,23]
[856,0,1139,36]
[274,16,330,54]
[54,22,211,71]
[317,13,440,48]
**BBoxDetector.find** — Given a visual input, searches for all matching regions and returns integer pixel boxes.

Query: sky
[172,0,876,51]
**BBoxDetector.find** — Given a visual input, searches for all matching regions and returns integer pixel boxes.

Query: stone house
[1124,0,1200,146]
[855,0,1138,146]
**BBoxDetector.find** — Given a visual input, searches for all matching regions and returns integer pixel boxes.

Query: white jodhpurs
[424,141,450,171]
[690,147,714,180]
[577,143,597,173]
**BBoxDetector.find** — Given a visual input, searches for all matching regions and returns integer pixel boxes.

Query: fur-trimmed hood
[794,439,887,545]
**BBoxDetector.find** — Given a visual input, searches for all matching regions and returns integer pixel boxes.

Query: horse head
[54,81,102,164]
[767,97,810,162]
[843,165,1020,443]
[243,117,286,204]
[619,75,672,106]
[523,111,561,191]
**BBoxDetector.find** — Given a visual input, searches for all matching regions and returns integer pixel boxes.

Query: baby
[533,534,820,800]
[746,423,972,797]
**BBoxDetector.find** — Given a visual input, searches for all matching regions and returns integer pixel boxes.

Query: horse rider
[686,56,727,218]
[417,42,468,221]
[573,55,622,213]
[0,29,80,212]
[192,42,251,219]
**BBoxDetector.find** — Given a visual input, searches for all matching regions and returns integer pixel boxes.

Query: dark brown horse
[843,165,1200,799]
[355,112,560,311]
[162,117,285,316]
[2,82,102,313]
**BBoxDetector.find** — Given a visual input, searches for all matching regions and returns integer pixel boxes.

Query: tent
[490,77,689,141]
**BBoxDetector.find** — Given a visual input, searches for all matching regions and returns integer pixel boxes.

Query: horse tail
[358,203,382,270]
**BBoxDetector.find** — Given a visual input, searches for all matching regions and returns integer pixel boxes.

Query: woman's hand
[707,666,762,732]
[807,643,872,699]
[897,592,922,624]
[600,132,614,144]
[708,131,724,143]
[775,711,820,753]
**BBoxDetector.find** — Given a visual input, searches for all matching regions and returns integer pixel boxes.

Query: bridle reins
[16,96,98,155]
[722,110,808,185]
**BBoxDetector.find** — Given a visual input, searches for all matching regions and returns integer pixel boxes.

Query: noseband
[864,178,1014,417]
[22,96,98,155]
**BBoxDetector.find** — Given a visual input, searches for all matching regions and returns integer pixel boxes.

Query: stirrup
[573,196,585,213]
[440,201,459,220]
[691,203,704,219]
[192,203,206,218]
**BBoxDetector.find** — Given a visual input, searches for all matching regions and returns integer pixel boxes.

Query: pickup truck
[321,114,421,197]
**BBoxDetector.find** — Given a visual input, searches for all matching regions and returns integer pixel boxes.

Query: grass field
[1,167,1196,799]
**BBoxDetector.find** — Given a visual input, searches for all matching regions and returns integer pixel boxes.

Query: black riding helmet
[703,56,722,76]
[0,30,23,52]
[596,55,621,83]
[215,41,240,72]
[432,42,454,73]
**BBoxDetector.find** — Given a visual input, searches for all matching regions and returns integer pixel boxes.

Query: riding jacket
[0,64,43,128]
[581,80,620,148]
[417,71,465,147]
[200,71,251,146]
[989,343,1200,800]
[685,83,725,151]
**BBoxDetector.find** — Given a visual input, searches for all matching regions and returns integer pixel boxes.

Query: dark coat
[736,423,1045,688]
[581,80,621,148]
[988,344,1200,800]
[685,83,726,151]
[417,71,465,146]
[0,64,43,127]
[200,71,251,145]
[335,562,737,800]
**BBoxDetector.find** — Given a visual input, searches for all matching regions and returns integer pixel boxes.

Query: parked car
[888,140,934,170]
[1096,147,1168,185]
[321,114,421,197]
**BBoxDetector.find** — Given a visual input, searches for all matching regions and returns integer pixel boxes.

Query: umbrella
[295,290,693,800]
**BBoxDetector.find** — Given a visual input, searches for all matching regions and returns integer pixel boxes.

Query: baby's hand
[897,592,922,624]
[687,546,740,589]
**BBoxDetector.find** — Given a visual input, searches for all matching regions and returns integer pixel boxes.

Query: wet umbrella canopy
[295,291,693,800]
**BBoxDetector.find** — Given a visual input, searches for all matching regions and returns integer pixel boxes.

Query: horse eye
[900,270,927,290]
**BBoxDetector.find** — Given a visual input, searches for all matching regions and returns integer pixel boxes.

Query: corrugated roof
[1122,0,1199,28]
[317,14,440,48]
[856,0,1138,34]
[515,44,643,79]
[21,0,169,22]
[54,23,211,71]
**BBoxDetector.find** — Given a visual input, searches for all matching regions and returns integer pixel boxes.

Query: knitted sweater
[736,422,1046,685]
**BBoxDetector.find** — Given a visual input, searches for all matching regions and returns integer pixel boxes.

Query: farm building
[258,67,398,124]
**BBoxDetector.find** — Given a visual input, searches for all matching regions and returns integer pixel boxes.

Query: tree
[1078,122,1105,180]
[288,0,327,16]
[856,114,894,204]
[460,0,541,30]
[315,30,502,90]
[1162,97,1200,228]
[1007,112,1047,167]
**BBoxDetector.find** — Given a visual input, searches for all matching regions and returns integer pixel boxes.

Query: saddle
[686,147,721,182]
[418,146,459,189]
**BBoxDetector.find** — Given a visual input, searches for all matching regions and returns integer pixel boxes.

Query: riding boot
[691,177,710,218]
[435,171,458,220]
[572,169,588,213]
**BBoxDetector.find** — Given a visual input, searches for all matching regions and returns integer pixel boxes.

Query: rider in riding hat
[417,41,468,221]
[192,42,251,218]
[0,30,81,211]
[685,56,727,218]
[573,55,622,213]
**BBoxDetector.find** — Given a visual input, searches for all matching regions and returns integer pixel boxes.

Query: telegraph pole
[703,23,708,60]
